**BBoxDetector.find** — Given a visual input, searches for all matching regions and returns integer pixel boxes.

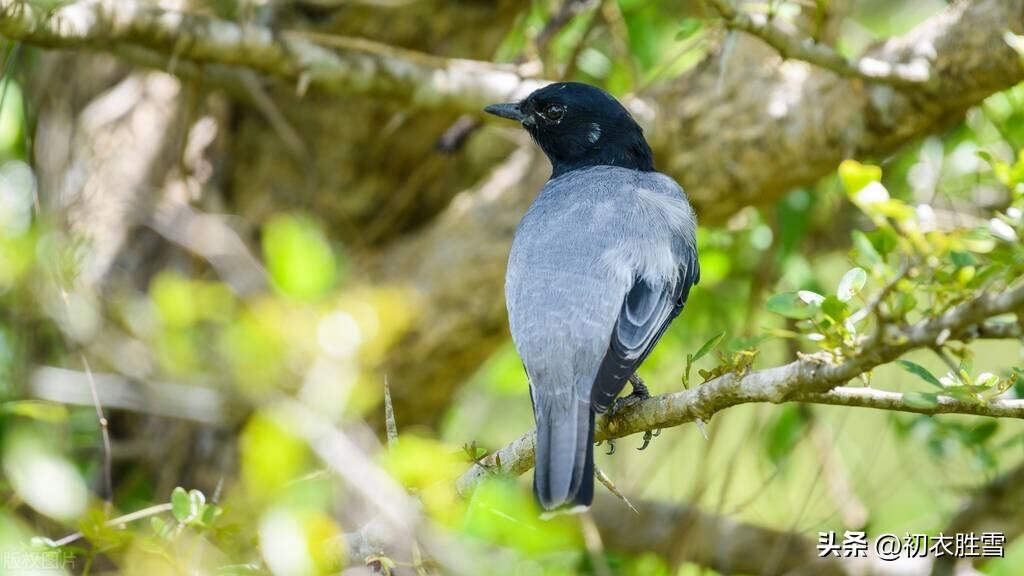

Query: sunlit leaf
[838,160,882,195]
[2,401,68,423]
[263,214,337,301]
[241,412,310,498]
[463,477,580,555]
[171,486,191,523]
[836,267,867,302]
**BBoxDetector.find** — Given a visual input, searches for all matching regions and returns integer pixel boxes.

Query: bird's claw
[609,374,652,417]
[638,430,653,451]
[605,439,616,455]
[636,428,662,451]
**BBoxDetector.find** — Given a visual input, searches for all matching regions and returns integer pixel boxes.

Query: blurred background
[0,0,1023,574]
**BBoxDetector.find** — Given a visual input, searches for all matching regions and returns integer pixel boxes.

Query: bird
[484,82,700,512]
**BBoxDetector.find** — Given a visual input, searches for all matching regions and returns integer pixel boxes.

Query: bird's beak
[484,102,525,122]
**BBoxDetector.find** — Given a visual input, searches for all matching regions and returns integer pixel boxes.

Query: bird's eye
[543,104,565,121]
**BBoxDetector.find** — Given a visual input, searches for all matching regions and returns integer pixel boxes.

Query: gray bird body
[506,165,699,510]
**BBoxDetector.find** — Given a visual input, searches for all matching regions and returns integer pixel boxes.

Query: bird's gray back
[505,165,696,409]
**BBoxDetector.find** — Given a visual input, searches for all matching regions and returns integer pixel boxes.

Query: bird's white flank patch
[587,123,602,144]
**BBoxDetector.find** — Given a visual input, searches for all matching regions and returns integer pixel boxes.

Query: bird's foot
[609,373,650,417]
[608,374,660,451]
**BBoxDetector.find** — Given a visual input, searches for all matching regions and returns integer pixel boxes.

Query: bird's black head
[484,82,654,178]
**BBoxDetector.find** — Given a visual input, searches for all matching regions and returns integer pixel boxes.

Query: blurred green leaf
[765,405,806,465]
[2,401,68,423]
[950,250,975,268]
[171,487,191,523]
[965,421,999,445]
[838,159,882,195]
[0,80,23,155]
[263,214,337,301]
[897,360,943,389]
[766,291,821,319]
[851,231,882,268]
[674,18,702,41]
[379,435,465,489]
[463,477,580,555]
[821,296,849,323]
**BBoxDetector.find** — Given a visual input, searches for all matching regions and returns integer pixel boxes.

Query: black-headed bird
[485,82,700,512]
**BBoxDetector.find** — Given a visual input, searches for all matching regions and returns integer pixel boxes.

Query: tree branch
[456,283,1024,493]
[591,494,854,576]
[705,0,933,89]
[0,0,546,110]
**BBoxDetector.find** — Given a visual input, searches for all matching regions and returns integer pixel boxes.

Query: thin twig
[52,503,173,547]
[593,467,638,514]
[77,352,113,504]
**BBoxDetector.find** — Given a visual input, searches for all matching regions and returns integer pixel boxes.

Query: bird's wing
[590,243,700,413]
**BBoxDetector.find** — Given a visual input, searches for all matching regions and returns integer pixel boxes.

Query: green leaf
[965,421,999,445]
[201,504,222,526]
[821,296,849,322]
[262,214,338,301]
[3,401,68,423]
[897,360,943,389]
[950,250,975,268]
[851,231,882,268]
[766,291,822,319]
[675,18,703,41]
[692,331,725,362]
[765,405,807,465]
[836,267,867,302]
[150,516,168,537]
[171,487,190,523]
[188,489,206,522]
[903,391,940,409]
[838,160,882,195]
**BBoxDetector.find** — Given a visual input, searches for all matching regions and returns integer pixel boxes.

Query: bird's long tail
[533,398,594,512]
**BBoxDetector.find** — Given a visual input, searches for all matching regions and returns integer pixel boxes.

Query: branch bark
[705,0,932,88]
[456,283,1024,492]
[0,0,545,110]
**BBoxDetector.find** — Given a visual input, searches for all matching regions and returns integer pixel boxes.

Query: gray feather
[506,165,699,510]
